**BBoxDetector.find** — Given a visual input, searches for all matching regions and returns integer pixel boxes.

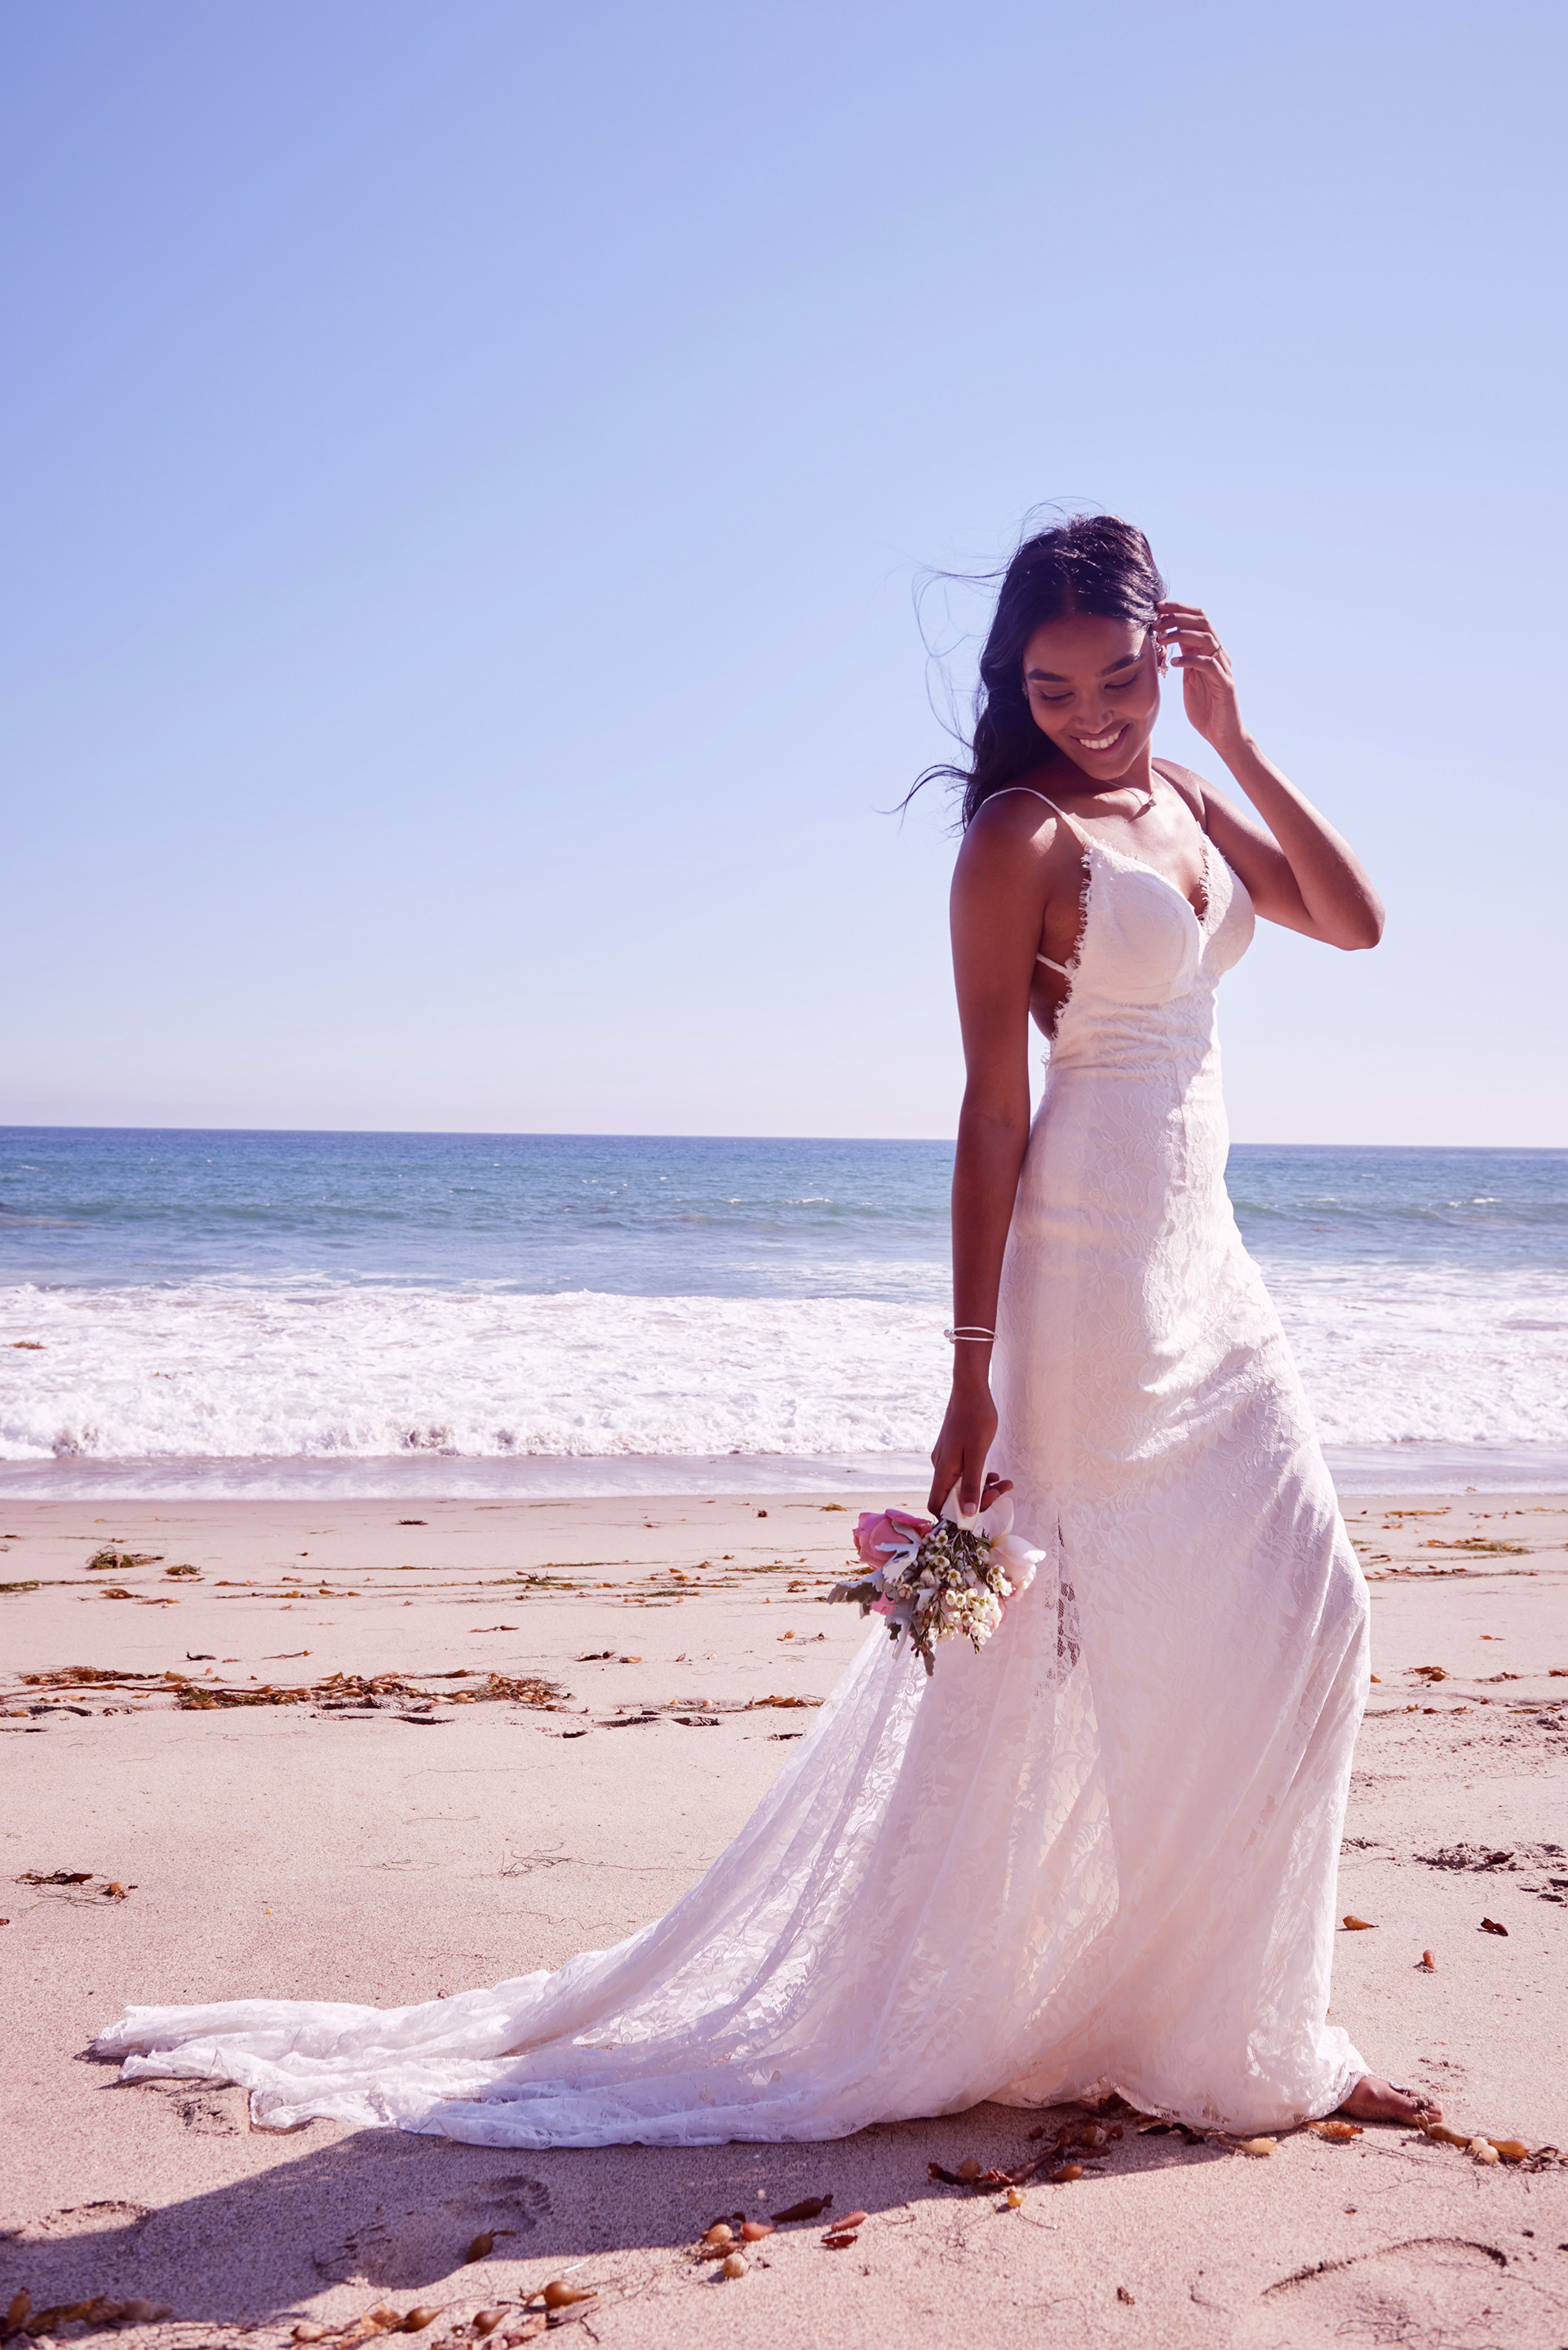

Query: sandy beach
[3,1487,1566,2348]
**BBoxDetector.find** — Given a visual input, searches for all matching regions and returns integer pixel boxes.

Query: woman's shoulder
[1152,757,1211,822]
[952,778,1078,908]
[956,783,1070,879]
[963,778,1070,847]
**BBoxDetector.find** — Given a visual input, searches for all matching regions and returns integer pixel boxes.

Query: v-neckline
[1046,774,1211,924]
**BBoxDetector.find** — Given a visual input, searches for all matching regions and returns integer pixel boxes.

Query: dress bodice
[1065,830,1253,1011]
[998,787,1257,1078]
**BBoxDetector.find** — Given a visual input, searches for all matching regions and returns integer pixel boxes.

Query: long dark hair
[915,512,1166,828]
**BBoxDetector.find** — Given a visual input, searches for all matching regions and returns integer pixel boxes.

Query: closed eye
[1033,676,1140,704]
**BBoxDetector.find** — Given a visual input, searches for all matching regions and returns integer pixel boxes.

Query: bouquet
[828,1488,1043,1677]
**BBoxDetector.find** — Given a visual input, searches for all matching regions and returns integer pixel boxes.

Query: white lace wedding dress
[96,805,1369,2142]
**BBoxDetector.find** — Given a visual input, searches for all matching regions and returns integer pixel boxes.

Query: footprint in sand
[316,2175,552,2288]
[1232,2237,1557,2345]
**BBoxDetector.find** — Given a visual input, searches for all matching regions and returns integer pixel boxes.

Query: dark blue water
[2,1128,1565,1299]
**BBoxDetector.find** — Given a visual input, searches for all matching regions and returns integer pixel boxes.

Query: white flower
[993,1532,1043,1597]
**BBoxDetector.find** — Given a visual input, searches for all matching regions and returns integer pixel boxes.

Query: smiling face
[1022,610,1161,784]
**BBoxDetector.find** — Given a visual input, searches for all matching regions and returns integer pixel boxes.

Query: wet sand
[2,1489,1566,2347]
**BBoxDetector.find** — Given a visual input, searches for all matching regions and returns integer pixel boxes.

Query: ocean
[2,1128,1566,1496]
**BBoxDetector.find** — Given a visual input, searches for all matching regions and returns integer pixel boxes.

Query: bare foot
[1336,2074,1441,2126]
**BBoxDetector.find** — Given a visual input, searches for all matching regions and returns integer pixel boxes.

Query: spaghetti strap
[989,784,1074,825]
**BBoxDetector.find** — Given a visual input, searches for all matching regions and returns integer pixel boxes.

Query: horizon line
[1,1122,1565,1155]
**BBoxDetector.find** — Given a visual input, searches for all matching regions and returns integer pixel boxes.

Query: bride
[97,513,1435,2142]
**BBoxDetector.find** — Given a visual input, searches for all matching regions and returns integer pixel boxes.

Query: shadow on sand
[4,2072,1239,2328]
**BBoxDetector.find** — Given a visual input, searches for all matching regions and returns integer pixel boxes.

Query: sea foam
[2,1261,1564,1466]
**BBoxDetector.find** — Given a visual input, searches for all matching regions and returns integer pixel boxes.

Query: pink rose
[853,1507,932,1569]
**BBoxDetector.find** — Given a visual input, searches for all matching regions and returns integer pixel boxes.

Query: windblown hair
[917,513,1166,828]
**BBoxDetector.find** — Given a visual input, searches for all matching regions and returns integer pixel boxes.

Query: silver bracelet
[944,1325,996,1343]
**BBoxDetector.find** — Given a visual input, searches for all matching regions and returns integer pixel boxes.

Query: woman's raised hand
[1158,601,1244,756]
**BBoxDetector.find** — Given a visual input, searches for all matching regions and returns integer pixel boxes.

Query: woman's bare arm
[1158,602,1384,949]
[927,796,1063,1515]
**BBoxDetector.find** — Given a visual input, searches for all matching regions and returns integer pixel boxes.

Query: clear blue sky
[5,1,1565,1143]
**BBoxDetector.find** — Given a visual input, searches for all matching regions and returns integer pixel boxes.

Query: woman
[97,515,1431,2141]
[924,513,1424,2131]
